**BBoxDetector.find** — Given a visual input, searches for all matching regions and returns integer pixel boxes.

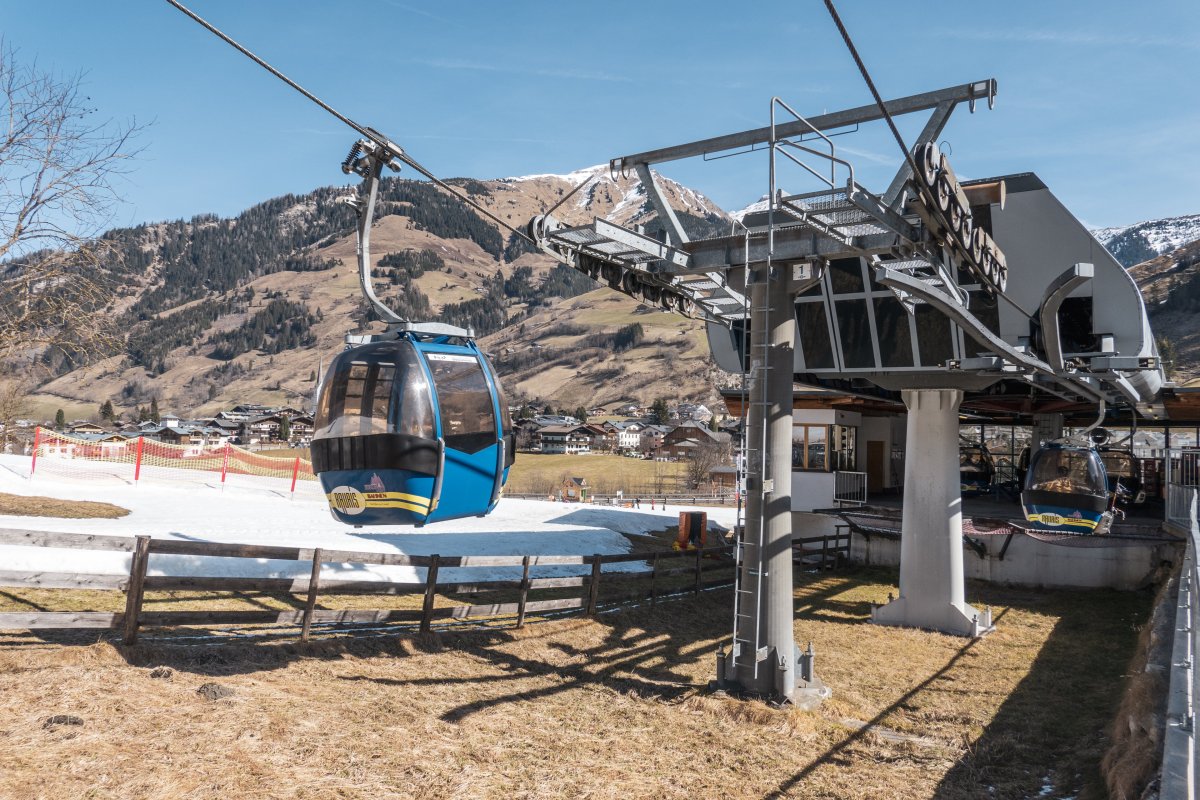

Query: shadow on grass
[929,588,1152,800]
[341,613,703,723]
[763,607,1009,799]
[764,582,1152,800]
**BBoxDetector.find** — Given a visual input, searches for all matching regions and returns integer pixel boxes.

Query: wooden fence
[0,529,734,644]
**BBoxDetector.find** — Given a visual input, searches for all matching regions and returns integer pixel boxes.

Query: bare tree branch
[0,40,144,368]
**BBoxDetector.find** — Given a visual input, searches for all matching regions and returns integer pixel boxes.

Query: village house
[556,476,589,503]
[638,424,672,454]
[657,421,731,461]
[583,423,616,453]
[537,424,592,455]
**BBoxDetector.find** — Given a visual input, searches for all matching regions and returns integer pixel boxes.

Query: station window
[792,425,827,471]
[792,424,857,472]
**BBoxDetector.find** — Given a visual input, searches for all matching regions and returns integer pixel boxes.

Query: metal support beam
[611,80,996,170]
[883,100,955,207]
[634,163,689,247]
[1039,263,1094,372]
[592,218,690,269]
[874,267,1109,406]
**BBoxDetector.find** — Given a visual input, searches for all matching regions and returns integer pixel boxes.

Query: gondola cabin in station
[310,330,514,526]
[1098,447,1147,506]
[959,444,995,497]
[1020,441,1112,534]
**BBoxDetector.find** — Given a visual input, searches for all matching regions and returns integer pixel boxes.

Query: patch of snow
[502,164,610,184]
[606,182,646,220]
[1092,213,1200,255]
[731,193,791,222]
[0,455,734,585]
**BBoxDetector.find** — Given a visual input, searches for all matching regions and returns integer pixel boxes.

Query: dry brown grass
[505,453,686,495]
[0,568,1154,800]
[0,491,129,519]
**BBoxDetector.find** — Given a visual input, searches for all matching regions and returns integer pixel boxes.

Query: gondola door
[417,343,507,522]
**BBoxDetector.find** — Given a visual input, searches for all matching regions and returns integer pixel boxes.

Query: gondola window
[427,354,496,453]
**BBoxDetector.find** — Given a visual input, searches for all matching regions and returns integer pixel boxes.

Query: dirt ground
[0,568,1152,800]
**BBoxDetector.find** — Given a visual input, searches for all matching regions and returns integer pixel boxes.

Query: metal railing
[834,470,868,506]
[1166,449,1200,529]
[1161,449,1200,799]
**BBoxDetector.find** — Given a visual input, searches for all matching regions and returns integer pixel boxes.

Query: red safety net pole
[133,436,145,485]
[220,442,231,490]
[290,456,301,496]
[30,427,41,478]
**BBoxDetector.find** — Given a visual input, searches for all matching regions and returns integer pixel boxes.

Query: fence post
[29,427,40,479]
[220,443,231,490]
[290,456,301,496]
[516,555,532,629]
[650,553,659,607]
[694,547,703,595]
[301,547,323,642]
[586,554,602,616]
[133,437,144,485]
[821,535,829,571]
[122,535,151,645]
[420,554,440,633]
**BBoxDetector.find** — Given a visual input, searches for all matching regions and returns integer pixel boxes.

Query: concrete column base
[717,643,833,707]
[872,596,994,637]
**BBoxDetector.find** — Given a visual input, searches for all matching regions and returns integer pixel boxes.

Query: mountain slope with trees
[26,167,730,419]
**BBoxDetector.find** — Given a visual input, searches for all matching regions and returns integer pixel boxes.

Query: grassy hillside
[505,453,688,496]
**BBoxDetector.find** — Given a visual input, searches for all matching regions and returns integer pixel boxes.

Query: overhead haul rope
[164,0,536,245]
[821,0,1041,322]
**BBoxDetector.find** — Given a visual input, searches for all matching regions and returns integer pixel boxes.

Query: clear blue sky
[5,0,1198,231]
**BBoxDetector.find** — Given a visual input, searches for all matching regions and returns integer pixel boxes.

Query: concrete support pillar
[872,389,992,637]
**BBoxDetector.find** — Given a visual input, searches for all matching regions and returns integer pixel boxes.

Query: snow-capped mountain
[1092,213,1200,268]
[731,194,771,222]
[499,164,726,228]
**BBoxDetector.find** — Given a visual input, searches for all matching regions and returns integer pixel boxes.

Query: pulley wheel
[622,271,639,295]
[935,174,953,214]
[958,208,973,244]
[919,142,940,187]
[969,227,985,264]
[947,197,964,239]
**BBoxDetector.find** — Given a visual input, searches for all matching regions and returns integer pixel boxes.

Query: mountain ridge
[15,171,1200,421]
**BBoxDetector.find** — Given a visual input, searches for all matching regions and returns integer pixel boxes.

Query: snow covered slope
[1092,214,1200,268]
[0,456,733,584]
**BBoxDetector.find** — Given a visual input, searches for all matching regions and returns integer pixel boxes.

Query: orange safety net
[31,428,316,487]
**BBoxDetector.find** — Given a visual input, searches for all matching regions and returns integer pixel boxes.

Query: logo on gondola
[1040,513,1064,525]
[425,353,477,363]
[365,473,385,492]
[1071,511,1082,519]
[328,485,366,515]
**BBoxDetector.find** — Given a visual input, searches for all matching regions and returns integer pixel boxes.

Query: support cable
[822,0,1045,342]
[164,0,536,245]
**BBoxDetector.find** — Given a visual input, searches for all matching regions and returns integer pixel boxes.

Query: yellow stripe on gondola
[326,491,431,512]
[1024,512,1099,530]
[364,500,429,513]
